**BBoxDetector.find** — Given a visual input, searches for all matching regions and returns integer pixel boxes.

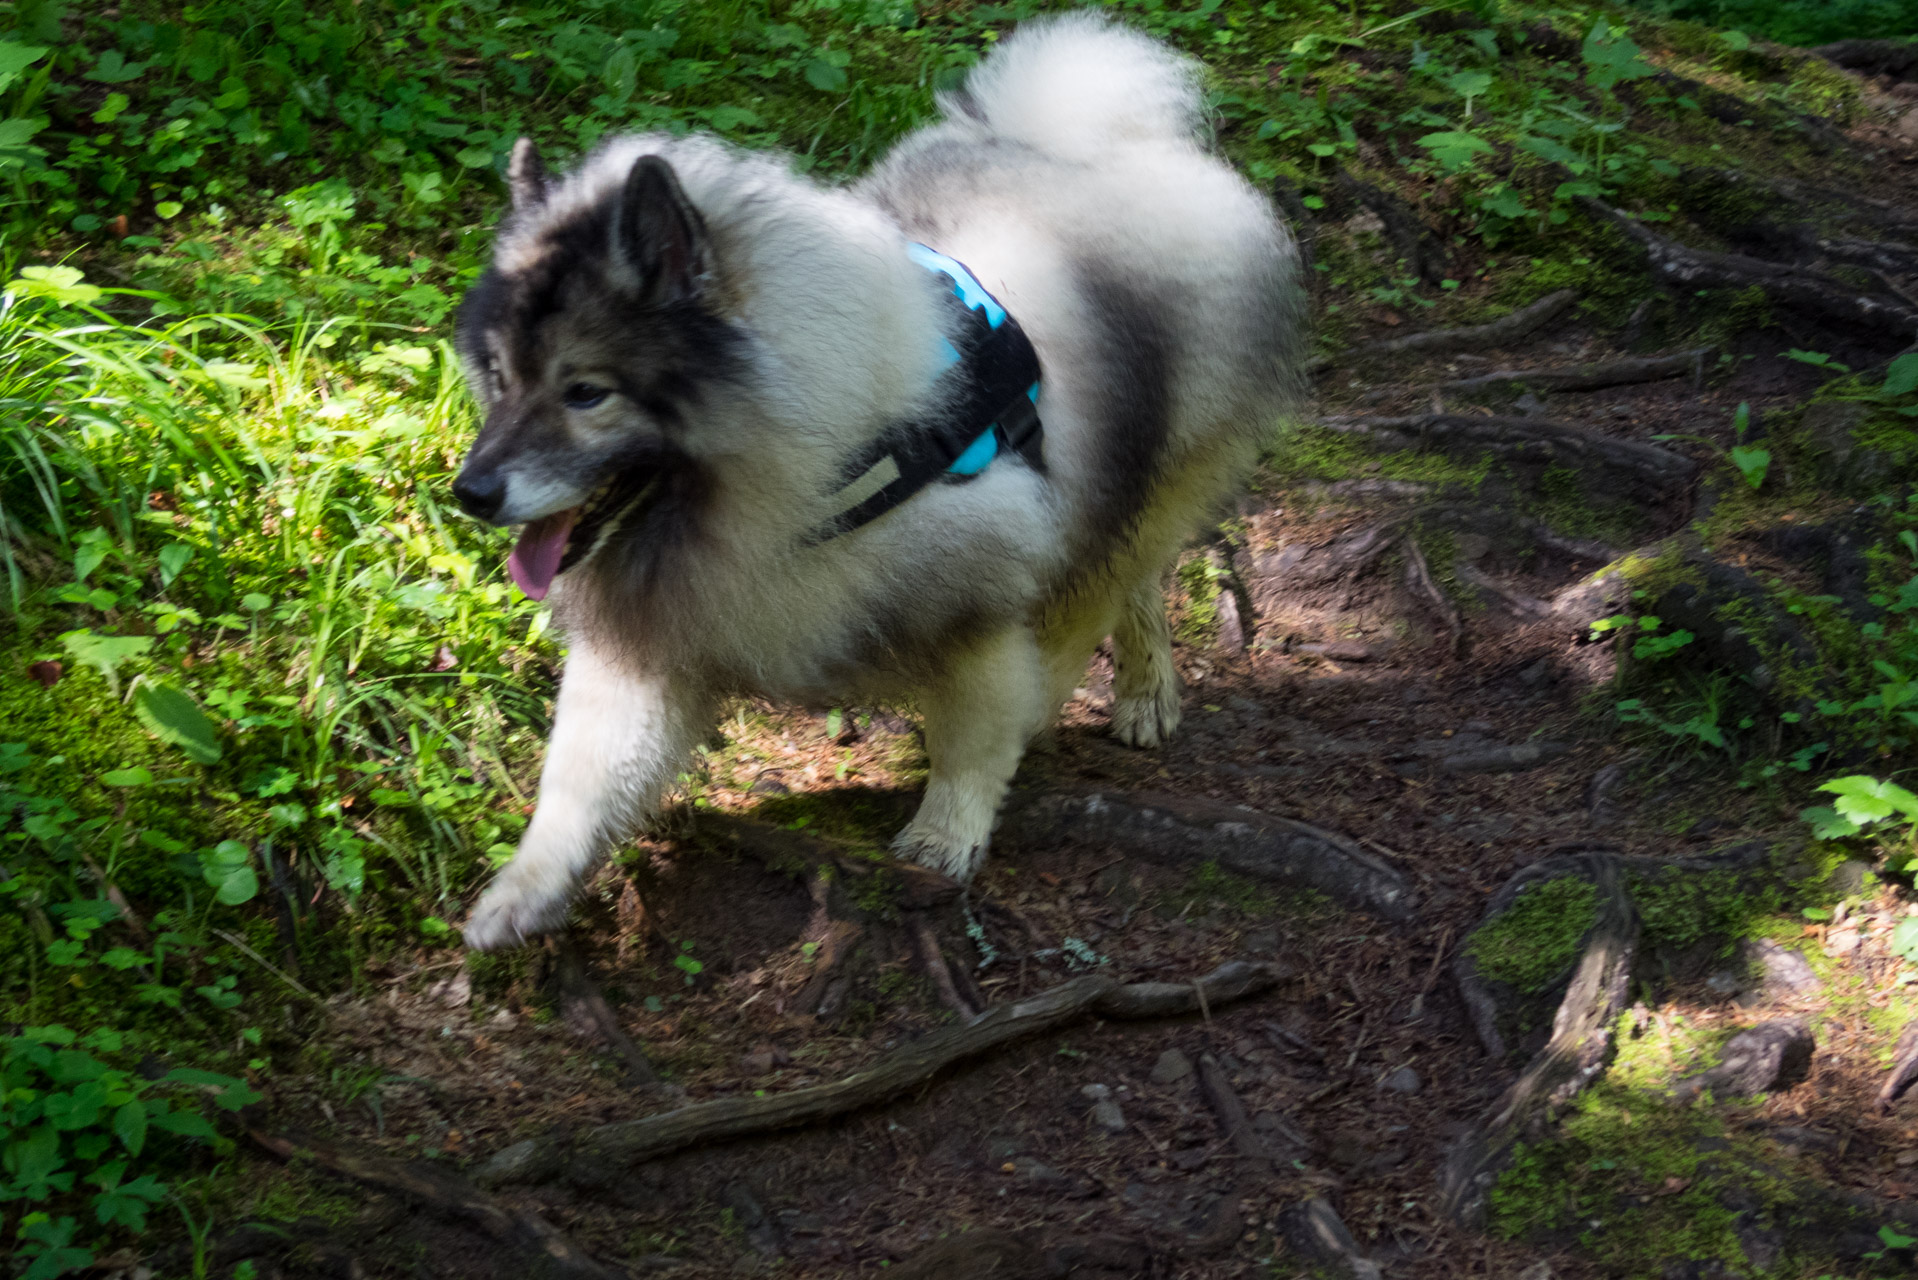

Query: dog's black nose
[453,472,506,521]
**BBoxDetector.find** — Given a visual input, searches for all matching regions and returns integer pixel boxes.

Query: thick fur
[454,14,1304,950]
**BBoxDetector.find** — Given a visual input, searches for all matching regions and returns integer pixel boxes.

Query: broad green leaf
[113,1099,147,1156]
[1891,917,1918,964]
[1798,804,1858,840]
[58,630,153,686]
[804,57,847,92]
[101,768,154,787]
[0,39,48,90]
[1884,352,1918,397]
[157,542,193,586]
[132,680,222,765]
[1417,130,1493,172]
[1444,70,1493,99]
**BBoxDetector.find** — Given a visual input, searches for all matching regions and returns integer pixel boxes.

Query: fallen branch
[1582,198,1918,338]
[1439,853,1639,1228]
[1441,347,1713,395]
[997,791,1415,922]
[907,912,980,1020]
[475,960,1282,1189]
[1310,290,1576,373]
[249,1129,624,1280]
[1199,1053,1306,1167]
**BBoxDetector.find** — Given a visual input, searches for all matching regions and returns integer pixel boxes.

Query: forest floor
[219,308,1918,1280]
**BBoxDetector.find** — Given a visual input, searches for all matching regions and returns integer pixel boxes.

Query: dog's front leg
[893,626,1048,883]
[464,646,708,951]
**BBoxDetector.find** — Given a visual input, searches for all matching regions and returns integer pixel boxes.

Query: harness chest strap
[812,244,1044,544]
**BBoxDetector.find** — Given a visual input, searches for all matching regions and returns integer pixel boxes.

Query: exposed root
[1318,413,1697,502]
[1816,38,1918,81]
[1310,289,1576,373]
[551,934,660,1087]
[1440,347,1713,396]
[248,1129,625,1280]
[1877,1018,1918,1115]
[1198,1052,1307,1168]
[907,911,981,1019]
[472,961,1284,1190]
[1402,536,1463,655]
[997,790,1416,922]
[1582,198,1918,338]
[1338,170,1451,286]
[1439,853,1640,1228]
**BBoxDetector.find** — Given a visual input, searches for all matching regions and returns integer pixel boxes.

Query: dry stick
[1440,346,1714,395]
[213,929,326,1008]
[1306,289,1577,375]
[551,934,661,1087]
[248,1129,625,1280]
[1581,198,1918,338]
[475,961,1282,1189]
[1438,854,1640,1229]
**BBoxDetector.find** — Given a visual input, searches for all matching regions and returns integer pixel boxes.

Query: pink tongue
[507,508,579,601]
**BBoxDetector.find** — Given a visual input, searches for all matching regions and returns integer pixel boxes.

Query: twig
[474,961,1283,1189]
[551,934,661,1087]
[248,1129,624,1280]
[214,929,326,1007]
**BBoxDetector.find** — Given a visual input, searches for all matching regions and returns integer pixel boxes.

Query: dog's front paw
[892,826,987,883]
[462,869,574,951]
[1110,686,1181,749]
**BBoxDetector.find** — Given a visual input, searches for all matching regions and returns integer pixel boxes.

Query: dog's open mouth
[506,468,664,601]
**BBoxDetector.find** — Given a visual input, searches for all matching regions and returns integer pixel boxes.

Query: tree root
[1816,38,1918,81]
[1877,1018,1918,1115]
[1317,412,1697,502]
[474,960,1283,1190]
[1439,853,1639,1228]
[1402,536,1463,654]
[1338,170,1451,287]
[1582,198,1918,338]
[248,1128,626,1280]
[996,790,1415,922]
[1310,289,1576,373]
[551,934,660,1087]
[1440,347,1713,396]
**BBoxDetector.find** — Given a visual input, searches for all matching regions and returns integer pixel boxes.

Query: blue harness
[813,244,1043,542]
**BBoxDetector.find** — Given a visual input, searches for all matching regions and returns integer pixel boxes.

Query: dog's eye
[564,383,610,410]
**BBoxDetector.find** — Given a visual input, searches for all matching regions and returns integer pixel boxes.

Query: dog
[450,13,1304,950]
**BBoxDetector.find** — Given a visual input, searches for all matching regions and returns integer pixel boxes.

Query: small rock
[1380,1066,1422,1095]
[1828,859,1872,897]
[1825,928,1861,957]
[1217,590,1246,653]
[1513,391,1545,416]
[983,1134,1024,1163]
[1705,969,1744,996]
[1516,1263,1553,1280]
[1090,1098,1127,1134]
[428,967,471,1008]
[1672,1019,1815,1102]
[748,772,791,796]
[1080,1082,1111,1101]
[1742,939,1821,997]
[1150,1049,1194,1084]
[1170,1146,1209,1171]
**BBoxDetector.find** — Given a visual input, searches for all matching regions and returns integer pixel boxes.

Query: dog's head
[452,140,742,599]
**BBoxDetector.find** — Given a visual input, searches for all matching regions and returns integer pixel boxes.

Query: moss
[1162,860,1327,922]
[1173,551,1223,646]
[1629,865,1786,959]
[1263,420,1490,491]
[1466,875,1598,993]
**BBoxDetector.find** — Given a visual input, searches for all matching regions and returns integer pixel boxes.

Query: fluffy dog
[452,14,1303,950]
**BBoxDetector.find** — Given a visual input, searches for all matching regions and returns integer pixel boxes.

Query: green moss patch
[1467,875,1599,993]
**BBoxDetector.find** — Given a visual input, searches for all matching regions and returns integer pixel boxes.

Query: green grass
[2,0,1917,1270]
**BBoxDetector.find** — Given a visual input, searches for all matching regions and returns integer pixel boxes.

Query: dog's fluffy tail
[944,13,1204,160]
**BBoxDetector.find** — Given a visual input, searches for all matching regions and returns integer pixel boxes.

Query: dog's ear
[615,154,711,307]
[507,137,549,213]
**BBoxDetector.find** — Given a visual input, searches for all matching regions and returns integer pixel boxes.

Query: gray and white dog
[452,14,1303,950]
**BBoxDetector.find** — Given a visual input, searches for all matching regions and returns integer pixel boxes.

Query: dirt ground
[196,319,1918,1280]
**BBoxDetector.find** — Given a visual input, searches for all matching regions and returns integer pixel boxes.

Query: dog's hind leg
[894,625,1049,882]
[463,646,710,951]
[1109,572,1182,749]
